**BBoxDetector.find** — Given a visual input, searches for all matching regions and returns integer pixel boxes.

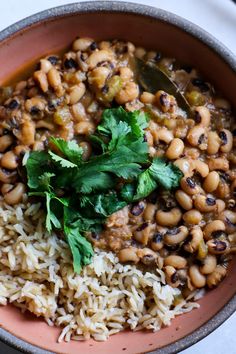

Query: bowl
[0,2,235,354]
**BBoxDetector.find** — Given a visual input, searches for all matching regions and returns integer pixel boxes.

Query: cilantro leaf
[48,151,77,169]
[50,137,83,165]
[26,151,51,189]
[149,157,183,190]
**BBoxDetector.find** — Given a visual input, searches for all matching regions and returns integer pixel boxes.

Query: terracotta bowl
[0,2,235,354]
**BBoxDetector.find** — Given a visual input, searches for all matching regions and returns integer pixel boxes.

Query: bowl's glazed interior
[0,4,235,354]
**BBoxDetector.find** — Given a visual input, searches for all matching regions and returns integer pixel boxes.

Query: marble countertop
[0,0,235,353]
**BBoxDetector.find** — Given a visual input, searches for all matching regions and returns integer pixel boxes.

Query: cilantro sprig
[25,107,183,273]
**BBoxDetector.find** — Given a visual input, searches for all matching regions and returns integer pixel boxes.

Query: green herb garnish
[25,107,183,273]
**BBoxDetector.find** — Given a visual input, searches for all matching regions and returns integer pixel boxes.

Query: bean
[79,142,92,161]
[40,59,53,73]
[140,91,155,104]
[3,182,26,205]
[189,265,206,288]
[164,226,188,245]
[175,190,193,210]
[1,151,18,170]
[216,199,226,214]
[207,239,229,254]
[118,248,139,263]
[203,171,220,193]
[73,37,93,51]
[88,67,110,89]
[0,168,16,183]
[137,248,158,265]
[115,81,139,104]
[20,119,35,146]
[183,209,203,225]
[207,131,221,155]
[74,121,95,135]
[155,90,176,113]
[192,160,209,178]
[36,120,54,130]
[1,183,13,195]
[134,47,146,59]
[47,68,62,91]
[219,129,233,153]
[134,223,154,245]
[219,210,236,233]
[187,126,206,148]
[194,106,211,127]
[33,70,48,92]
[216,180,230,199]
[200,255,217,274]
[203,220,226,240]
[184,226,203,253]
[165,138,184,160]
[164,255,187,269]
[0,135,13,152]
[208,157,229,171]
[174,158,193,176]
[25,96,46,113]
[143,203,156,222]
[194,194,216,213]
[69,83,86,104]
[153,128,173,145]
[119,67,133,82]
[151,232,164,251]
[206,265,227,288]
[180,177,200,195]
[156,208,182,227]
[87,50,114,69]
[164,265,181,288]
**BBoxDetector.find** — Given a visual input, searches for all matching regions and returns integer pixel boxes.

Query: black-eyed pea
[193,194,216,213]
[140,91,155,104]
[115,82,139,104]
[25,96,46,113]
[183,209,203,225]
[3,182,26,205]
[165,138,184,160]
[189,265,206,288]
[207,131,221,155]
[143,203,156,222]
[191,160,209,178]
[47,67,62,91]
[164,255,187,269]
[184,226,203,253]
[119,67,133,82]
[231,179,236,196]
[216,180,230,199]
[187,126,206,148]
[74,121,95,135]
[33,70,48,92]
[40,59,53,73]
[35,120,54,131]
[203,220,226,241]
[72,37,94,51]
[137,248,158,265]
[0,168,16,183]
[134,47,146,59]
[153,128,173,145]
[203,171,220,193]
[208,157,229,171]
[118,248,139,263]
[206,265,227,288]
[180,177,200,195]
[156,208,182,227]
[155,90,176,113]
[200,255,217,275]
[14,145,29,156]
[207,239,229,255]
[151,232,164,251]
[87,50,114,69]
[68,83,86,104]
[133,223,154,246]
[219,129,233,153]
[174,159,193,176]
[164,226,188,245]
[79,142,92,161]
[194,106,211,127]
[175,190,193,210]
[1,151,18,170]
[20,118,35,146]
[0,135,14,152]
[228,233,236,244]
[71,102,87,122]
[216,199,226,214]
[88,67,110,89]
[1,183,13,195]
[218,210,236,233]
[164,265,181,288]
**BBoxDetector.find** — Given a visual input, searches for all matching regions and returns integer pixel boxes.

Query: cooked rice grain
[0,199,199,341]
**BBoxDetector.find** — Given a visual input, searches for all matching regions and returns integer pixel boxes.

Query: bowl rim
[0,2,235,354]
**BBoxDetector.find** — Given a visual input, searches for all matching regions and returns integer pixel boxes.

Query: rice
[0,198,200,342]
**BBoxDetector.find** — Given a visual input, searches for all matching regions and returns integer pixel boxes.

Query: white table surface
[0,0,235,353]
